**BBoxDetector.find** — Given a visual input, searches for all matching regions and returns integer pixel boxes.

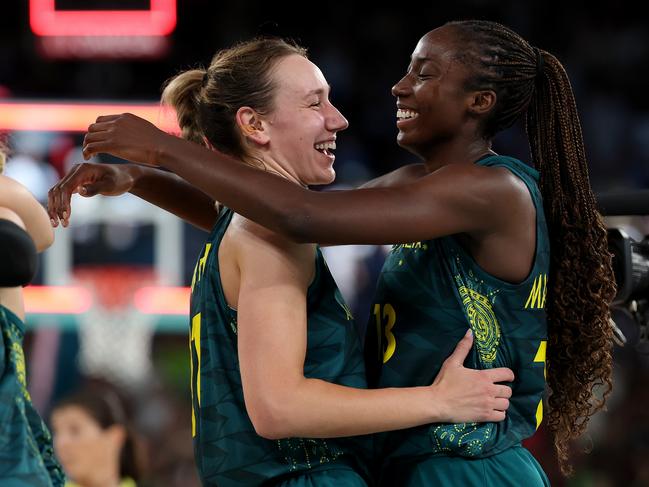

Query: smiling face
[253,54,349,186]
[392,25,478,159]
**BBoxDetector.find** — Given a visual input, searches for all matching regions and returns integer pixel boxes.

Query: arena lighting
[133,286,191,315]
[23,286,93,314]
[36,35,170,60]
[24,286,190,315]
[0,101,179,133]
[29,0,177,37]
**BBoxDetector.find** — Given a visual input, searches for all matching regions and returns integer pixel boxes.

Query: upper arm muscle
[233,221,315,407]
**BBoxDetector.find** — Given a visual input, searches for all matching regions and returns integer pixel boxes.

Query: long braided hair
[447,20,616,475]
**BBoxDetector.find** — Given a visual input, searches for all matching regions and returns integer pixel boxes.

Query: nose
[326,102,349,133]
[392,74,411,98]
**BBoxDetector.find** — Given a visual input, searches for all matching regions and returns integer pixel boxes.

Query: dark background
[3,1,649,190]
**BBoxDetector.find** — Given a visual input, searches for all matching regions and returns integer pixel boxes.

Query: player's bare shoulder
[469,164,535,227]
[433,162,530,205]
[229,213,304,249]
[227,213,316,275]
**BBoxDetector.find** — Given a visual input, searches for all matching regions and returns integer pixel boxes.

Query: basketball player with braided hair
[441,20,616,478]
[50,20,615,484]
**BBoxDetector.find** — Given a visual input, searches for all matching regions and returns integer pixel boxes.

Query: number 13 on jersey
[373,303,397,363]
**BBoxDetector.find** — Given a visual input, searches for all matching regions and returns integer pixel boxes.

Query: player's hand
[430,329,514,423]
[48,163,135,227]
[83,113,168,167]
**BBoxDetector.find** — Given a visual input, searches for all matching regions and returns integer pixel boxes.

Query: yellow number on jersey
[373,303,397,364]
[190,313,202,437]
[533,340,547,429]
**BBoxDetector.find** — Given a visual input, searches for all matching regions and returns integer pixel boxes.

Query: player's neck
[422,138,494,173]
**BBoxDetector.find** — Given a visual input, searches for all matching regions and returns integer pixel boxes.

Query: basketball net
[74,266,156,391]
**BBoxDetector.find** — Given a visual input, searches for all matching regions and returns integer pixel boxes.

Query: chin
[396,130,409,147]
[64,466,84,483]
[323,168,336,184]
[309,169,336,186]
[396,136,425,159]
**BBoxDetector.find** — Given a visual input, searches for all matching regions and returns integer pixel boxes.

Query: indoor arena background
[1,1,648,486]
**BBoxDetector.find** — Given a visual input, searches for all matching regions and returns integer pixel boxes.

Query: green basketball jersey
[366,156,550,465]
[189,208,372,486]
[0,305,65,487]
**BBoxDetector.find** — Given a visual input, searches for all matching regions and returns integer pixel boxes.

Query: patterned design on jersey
[431,422,494,456]
[334,291,354,322]
[6,320,29,397]
[277,438,344,472]
[431,277,502,455]
[457,285,501,365]
[0,306,65,486]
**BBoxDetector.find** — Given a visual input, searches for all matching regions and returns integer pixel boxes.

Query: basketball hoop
[74,266,157,391]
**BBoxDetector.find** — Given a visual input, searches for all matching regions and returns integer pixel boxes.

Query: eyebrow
[410,56,442,65]
[304,84,331,98]
[408,56,444,72]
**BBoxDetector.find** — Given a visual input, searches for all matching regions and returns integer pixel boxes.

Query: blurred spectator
[51,386,145,487]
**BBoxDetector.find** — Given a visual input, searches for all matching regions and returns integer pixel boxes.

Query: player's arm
[48,163,219,231]
[157,140,515,245]
[313,164,426,247]
[80,113,520,245]
[235,222,513,439]
[0,175,53,252]
[127,164,220,231]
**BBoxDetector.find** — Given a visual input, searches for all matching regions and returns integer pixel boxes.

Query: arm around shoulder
[284,163,515,245]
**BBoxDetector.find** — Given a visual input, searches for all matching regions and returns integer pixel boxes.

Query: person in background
[51,388,143,487]
[0,145,65,486]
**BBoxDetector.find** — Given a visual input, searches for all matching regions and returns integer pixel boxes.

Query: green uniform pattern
[0,305,65,487]
[189,208,372,486]
[365,156,550,486]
